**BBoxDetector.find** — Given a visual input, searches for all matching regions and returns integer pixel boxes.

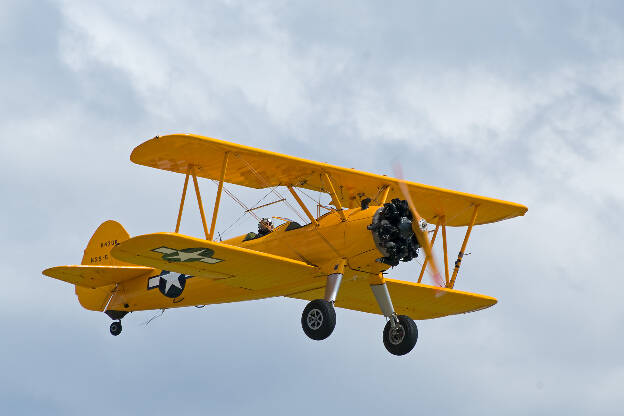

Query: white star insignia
[161,272,183,292]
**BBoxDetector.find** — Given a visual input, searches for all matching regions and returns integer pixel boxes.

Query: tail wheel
[301,299,336,340]
[110,321,122,336]
[383,315,417,356]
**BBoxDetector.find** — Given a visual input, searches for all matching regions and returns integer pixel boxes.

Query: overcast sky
[1,1,623,414]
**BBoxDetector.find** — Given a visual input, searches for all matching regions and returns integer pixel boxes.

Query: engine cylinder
[368,198,421,266]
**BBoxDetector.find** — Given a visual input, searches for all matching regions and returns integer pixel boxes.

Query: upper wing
[111,232,325,297]
[43,265,156,288]
[131,134,527,226]
[289,277,497,320]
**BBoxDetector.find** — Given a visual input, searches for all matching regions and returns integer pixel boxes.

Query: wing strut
[175,167,191,233]
[415,206,480,289]
[448,205,479,288]
[378,185,391,204]
[321,172,346,221]
[287,185,319,227]
[191,167,210,239]
[417,218,441,283]
[208,152,229,241]
[441,217,450,286]
[174,157,229,241]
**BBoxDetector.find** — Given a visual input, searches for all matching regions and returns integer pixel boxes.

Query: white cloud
[2,1,624,414]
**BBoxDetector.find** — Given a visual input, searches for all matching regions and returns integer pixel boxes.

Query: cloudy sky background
[1,0,623,414]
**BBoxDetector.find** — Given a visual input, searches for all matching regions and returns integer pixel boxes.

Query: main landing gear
[301,262,343,341]
[371,281,418,356]
[301,299,336,340]
[300,264,418,356]
[383,314,418,356]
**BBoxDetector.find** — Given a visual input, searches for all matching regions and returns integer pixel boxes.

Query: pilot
[257,218,274,237]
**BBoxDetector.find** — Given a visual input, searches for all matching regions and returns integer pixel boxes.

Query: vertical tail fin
[81,220,133,266]
[76,220,133,311]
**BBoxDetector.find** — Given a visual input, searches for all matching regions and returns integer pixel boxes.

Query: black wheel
[110,321,122,336]
[301,299,336,340]
[383,315,418,356]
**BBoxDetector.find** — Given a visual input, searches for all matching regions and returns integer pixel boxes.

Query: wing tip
[42,266,57,278]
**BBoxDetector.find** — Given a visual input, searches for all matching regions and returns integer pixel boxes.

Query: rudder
[81,220,134,266]
[76,220,133,311]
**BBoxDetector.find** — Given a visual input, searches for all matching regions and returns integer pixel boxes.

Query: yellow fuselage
[225,206,386,274]
[88,206,390,312]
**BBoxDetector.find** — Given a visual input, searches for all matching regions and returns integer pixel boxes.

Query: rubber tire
[301,299,336,341]
[110,321,122,336]
[383,315,418,356]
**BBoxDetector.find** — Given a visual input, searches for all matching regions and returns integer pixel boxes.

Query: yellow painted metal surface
[322,172,347,221]
[175,168,190,233]
[58,220,156,311]
[107,274,275,312]
[43,135,526,324]
[287,185,319,226]
[449,205,480,288]
[228,206,387,275]
[376,185,391,204]
[191,169,210,239]
[104,231,341,312]
[43,265,154,288]
[100,208,387,312]
[131,134,527,226]
[418,220,440,284]
[44,202,505,321]
[290,275,497,320]
[81,220,135,266]
[208,152,229,240]
[111,232,324,293]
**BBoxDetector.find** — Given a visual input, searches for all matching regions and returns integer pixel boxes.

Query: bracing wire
[297,187,334,215]
[235,154,308,223]
[210,179,261,222]
[142,309,165,326]
[219,188,274,237]
[232,154,347,258]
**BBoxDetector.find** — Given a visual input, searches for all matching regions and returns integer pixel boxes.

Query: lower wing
[290,277,497,320]
[111,232,325,297]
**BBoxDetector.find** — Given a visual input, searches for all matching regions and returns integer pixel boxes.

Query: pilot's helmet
[259,218,273,231]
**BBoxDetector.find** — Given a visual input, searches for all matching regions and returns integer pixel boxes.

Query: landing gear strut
[109,320,122,336]
[371,281,418,355]
[301,261,344,341]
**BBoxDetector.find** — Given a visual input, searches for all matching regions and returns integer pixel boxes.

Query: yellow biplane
[43,134,527,355]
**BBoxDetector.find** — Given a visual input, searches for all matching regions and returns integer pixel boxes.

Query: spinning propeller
[393,165,445,288]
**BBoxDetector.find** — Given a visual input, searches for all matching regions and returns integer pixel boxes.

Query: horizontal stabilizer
[43,265,156,288]
[290,278,497,320]
[111,233,322,295]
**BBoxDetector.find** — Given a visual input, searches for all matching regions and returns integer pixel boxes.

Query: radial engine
[368,198,425,267]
